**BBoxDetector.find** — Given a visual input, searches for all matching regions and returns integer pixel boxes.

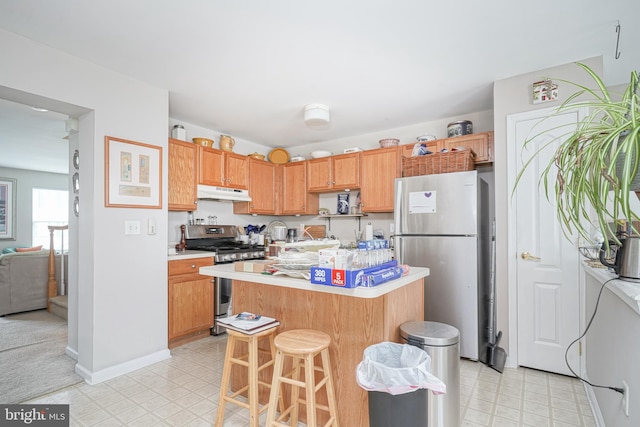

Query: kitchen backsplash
[168,193,394,248]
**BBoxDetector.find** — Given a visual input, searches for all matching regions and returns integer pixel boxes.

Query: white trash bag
[356,342,446,396]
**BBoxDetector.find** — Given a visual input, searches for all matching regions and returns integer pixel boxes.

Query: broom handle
[488,219,497,345]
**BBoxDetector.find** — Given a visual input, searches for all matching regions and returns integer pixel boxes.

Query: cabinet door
[248,159,277,214]
[442,132,493,163]
[168,275,214,340]
[224,152,248,189]
[168,138,197,211]
[281,161,309,214]
[332,153,360,190]
[359,147,400,212]
[198,146,225,186]
[307,158,332,192]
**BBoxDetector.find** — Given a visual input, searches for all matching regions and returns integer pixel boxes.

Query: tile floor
[26,334,597,426]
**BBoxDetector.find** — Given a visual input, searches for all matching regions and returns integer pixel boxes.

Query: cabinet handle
[191,264,196,269]
[332,181,336,184]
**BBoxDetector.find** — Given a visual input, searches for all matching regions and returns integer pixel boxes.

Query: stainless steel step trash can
[400,321,460,427]
[368,388,428,427]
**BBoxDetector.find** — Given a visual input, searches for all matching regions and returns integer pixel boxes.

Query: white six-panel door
[507,107,585,375]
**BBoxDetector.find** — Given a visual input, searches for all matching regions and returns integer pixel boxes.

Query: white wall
[287,110,494,157]
[0,166,68,251]
[493,57,603,354]
[0,29,170,382]
[584,270,639,426]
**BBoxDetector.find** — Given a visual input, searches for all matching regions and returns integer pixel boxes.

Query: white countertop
[199,263,429,299]
[583,261,640,315]
[167,250,214,261]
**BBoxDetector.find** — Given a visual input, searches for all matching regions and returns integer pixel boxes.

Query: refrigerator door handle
[394,179,403,232]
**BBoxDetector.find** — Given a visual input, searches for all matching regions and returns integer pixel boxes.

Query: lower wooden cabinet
[168,257,214,347]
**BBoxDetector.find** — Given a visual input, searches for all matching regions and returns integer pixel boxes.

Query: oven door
[212,277,232,335]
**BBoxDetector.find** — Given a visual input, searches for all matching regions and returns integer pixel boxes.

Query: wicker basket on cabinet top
[402,149,475,177]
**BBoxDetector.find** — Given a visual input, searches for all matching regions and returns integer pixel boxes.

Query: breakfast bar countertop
[199,263,429,298]
[167,250,214,261]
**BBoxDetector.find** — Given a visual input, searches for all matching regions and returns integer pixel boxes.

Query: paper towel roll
[365,223,374,241]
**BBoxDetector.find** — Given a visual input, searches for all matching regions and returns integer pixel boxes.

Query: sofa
[0,250,67,316]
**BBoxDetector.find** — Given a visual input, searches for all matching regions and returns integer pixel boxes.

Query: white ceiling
[1,0,638,174]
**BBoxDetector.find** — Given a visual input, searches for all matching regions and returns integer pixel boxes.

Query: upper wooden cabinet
[233,158,278,215]
[280,161,319,215]
[198,146,248,190]
[168,138,197,211]
[400,132,494,164]
[442,131,493,163]
[307,153,360,192]
[359,147,400,213]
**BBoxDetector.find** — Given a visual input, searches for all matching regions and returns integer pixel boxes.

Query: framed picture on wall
[104,136,163,209]
[0,177,17,240]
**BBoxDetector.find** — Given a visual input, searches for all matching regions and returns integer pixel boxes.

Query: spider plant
[515,62,640,244]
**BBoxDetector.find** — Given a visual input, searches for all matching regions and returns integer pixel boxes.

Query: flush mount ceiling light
[304,104,330,127]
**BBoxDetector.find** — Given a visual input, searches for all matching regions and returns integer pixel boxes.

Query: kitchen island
[200,263,428,427]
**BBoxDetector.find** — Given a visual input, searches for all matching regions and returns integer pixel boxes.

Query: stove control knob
[220,253,234,263]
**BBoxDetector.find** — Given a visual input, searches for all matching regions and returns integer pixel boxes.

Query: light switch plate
[148,219,156,235]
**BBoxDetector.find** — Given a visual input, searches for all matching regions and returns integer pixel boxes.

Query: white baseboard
[65,345,78,361]
[75,349,171,385]
[583,382,606,427]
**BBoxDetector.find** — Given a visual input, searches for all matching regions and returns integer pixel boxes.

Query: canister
[171,124,186,140]
[447,120,473,138]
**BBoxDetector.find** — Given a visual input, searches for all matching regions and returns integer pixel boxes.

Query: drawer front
[168,257,213,276]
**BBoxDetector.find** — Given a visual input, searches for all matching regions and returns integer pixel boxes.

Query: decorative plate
[268,148,290,164]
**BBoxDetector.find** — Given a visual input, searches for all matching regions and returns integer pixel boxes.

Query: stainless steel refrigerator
[394,170,491,360]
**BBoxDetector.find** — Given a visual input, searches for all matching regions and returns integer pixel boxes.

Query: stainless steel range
[184,224,266,335]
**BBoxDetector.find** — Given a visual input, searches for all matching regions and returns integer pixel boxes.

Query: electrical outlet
[125,220,141,235]
[389,223,395,234]
[623,380,630,417]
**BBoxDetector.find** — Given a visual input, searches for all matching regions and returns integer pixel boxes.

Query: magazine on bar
[217,312,279,334]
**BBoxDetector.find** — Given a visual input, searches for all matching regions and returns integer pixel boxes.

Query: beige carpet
[0,309,82,404]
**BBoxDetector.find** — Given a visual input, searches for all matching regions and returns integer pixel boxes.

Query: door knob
[521,251,541,261]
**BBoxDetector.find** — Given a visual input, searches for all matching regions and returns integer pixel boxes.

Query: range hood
[196,184,252,202]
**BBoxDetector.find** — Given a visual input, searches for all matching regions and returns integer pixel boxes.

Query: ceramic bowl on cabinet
[310,150,332,158]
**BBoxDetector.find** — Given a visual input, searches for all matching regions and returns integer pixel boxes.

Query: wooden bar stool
[266,329,339,427]
[215,326,284,427]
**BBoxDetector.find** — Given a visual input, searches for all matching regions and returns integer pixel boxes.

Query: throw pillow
[15,245,43,253]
